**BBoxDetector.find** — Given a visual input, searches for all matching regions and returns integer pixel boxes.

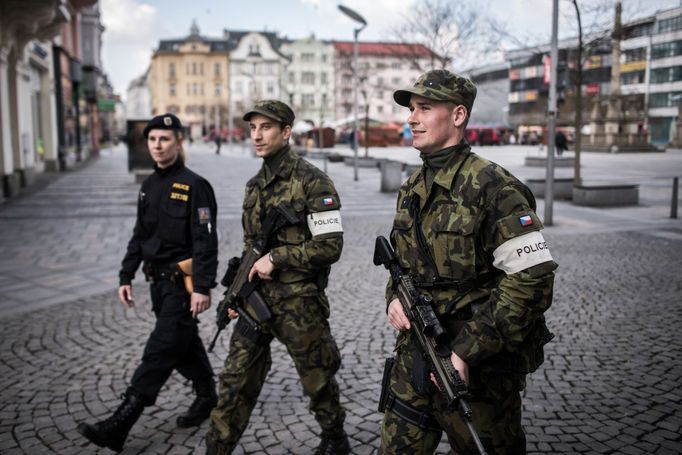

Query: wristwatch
[268,252,274,264]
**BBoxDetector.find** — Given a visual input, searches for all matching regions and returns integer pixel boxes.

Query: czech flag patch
[519,215,533,227]
[322,197,334,206]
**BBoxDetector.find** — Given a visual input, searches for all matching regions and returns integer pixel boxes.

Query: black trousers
[128,279,213,405]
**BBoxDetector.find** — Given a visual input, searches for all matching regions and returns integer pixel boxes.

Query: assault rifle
[207,203,298,352]
[373,235,488,455]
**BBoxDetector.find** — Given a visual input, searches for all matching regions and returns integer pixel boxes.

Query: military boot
[314,431,351,455]
[77,392,145,453]
[176,376,217,428]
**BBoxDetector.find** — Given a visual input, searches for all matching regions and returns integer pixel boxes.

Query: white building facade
[280,37,335,127]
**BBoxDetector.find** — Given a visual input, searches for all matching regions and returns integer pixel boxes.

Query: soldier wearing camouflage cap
[206,100,350,454]
[379,69,557,453]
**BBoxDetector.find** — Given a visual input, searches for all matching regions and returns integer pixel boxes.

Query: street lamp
[338,4,367,182]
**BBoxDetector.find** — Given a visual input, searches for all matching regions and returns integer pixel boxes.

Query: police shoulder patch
[197,207,211,224]
[492,231,553,275]
[307,210,343,237]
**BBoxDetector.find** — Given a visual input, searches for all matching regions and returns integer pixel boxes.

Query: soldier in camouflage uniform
[379,69,557,454]
[206,100,350,455]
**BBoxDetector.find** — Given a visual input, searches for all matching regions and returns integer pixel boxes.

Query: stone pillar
[380,160,403,193]
[0,46,20,197]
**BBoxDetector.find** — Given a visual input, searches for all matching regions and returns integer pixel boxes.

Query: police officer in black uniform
[77,114,219,452]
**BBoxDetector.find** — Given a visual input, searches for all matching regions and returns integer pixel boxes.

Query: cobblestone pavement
[0,143,681,454]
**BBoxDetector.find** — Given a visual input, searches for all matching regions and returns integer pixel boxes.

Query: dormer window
[249,42,261,56]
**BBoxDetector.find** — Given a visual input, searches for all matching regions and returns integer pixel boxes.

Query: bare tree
[387,0,502,71]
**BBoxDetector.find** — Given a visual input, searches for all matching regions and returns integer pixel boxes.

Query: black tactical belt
[384,391,441,433]
[143,263,180,283]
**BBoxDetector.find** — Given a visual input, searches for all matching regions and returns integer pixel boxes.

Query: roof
[333,41,435,58]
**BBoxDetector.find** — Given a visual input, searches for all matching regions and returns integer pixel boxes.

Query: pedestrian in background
[555,130,568,156]
[206,100,350,455]
[379,69,557,454]
[77,113,219,452]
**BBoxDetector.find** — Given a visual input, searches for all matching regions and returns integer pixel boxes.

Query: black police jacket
[119,158,218,294]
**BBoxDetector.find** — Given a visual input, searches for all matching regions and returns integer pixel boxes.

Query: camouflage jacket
[242,146,343,303]
[387,145,556,374]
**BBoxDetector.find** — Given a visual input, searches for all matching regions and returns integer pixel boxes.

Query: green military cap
[243,100,295,126]
[393,69,477,115]
[143,113,183,138]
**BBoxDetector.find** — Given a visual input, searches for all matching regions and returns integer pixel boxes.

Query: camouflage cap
[243,100,295,126]
[143,113,183,138]
[393,69,477,115]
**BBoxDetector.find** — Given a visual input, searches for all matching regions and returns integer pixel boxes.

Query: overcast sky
[101,0,682,99]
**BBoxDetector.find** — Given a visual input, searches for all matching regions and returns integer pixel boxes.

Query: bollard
[380,160,403,193]
[672,177,679,219]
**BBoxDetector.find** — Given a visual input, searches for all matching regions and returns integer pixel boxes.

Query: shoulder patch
[307,210,343,237]
[493,231,553,275]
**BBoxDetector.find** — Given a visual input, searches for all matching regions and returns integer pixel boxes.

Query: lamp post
[338,4,366,182]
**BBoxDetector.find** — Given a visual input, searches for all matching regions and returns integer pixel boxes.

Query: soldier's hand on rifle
[450,352,469,385]
[248,254,275,282]
[387,298,411,331]
[227,308,239,319]
[118,285,134,308]
[190,292,211,318]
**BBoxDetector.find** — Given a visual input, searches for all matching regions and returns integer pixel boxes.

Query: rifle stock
[374,235,488,455]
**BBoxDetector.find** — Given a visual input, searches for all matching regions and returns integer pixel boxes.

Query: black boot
[315,431,351,455]
[77,392,145,453]
[176,376,217,428]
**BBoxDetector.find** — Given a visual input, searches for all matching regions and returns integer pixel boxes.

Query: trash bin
[380,160,403,193]
[126,119,154,172]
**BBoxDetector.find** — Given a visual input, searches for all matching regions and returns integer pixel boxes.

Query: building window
[342,74,352,85]
[651,66,682,84]
[391,77,401,85]
[321,54,327,63]
[267,81,275,94]
[651,40,682,59]
[656,14,682,34]
[301,52,315,62]
[377,77,385,86]
[249,42,260,56]
[192,62,197,75]
[392,62,402,70]
[621,71,645,85]
[199,63,204,75]
[215,83,221,96]
[623,47,646,62]
[289,72,296,84]
[321,93,328,107]
[170,83,176,96]
[235,81,243,93]
[650,91,682,107]
[214,63,220,76]
[376,62,387,70]
[302,94,315,107]
[376,91,383,99]
[321,72,327,85]
[193,83,198,95]
[169,63,176,77]
[186,83,190,95]
[302,72,315,84]
[377,105,384,114]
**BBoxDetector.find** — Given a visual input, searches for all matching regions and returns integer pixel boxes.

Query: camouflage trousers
[380,341,526,455]
[206,294,346,454]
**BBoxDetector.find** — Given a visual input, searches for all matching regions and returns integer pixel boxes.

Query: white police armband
[307,210,343,237]
[492,231,553,275]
